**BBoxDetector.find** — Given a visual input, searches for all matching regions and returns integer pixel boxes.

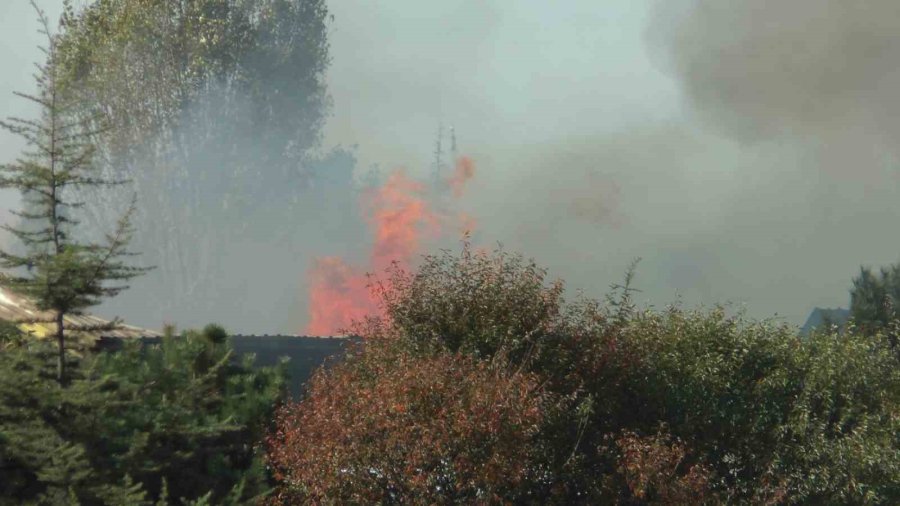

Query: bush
[610,429,718,504]
[266,337,550,504]
[604,306,899,503]
[269,242,900,504]
[372,244,566,362]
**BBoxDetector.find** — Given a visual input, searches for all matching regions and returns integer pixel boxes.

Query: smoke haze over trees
[0,3,898,500]
[46,0,345,333]
[4,1,900,333]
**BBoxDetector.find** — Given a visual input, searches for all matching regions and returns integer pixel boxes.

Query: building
[0,286,161,349]
[0,287,352,395]
[97,334,353,397]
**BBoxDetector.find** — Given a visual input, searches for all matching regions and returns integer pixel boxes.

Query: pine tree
[849,263,900,350]
[0,1,150,385]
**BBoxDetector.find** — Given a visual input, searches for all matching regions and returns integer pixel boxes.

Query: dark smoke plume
[648,0,900,180]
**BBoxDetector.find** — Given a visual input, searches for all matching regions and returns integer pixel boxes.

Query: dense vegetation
[850,262,900,351]
[1,2,898,505]
[268,243,900,504]
[0,323,285,505]
[2,243,897,504]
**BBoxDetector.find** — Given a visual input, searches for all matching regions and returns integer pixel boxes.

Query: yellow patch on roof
[0,286,161,346]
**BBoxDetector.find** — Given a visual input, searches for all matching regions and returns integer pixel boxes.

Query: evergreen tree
[0,1,150,385]
[850,263,900,348]
[0,323,285,504]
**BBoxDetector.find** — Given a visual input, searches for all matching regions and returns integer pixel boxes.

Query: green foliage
[272,241,900,504]
[56,0,331,163]
[0,319,25,350]
[201,323,229,345]
[371,243,566,363]
[0,341,151,504]
[850,263,900,348]
[0,326,286,504]
[779,330,900,503]
[615,307,899,503]
[0,1,150,384]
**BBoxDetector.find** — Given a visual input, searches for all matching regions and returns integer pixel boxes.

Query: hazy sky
[4,0,900,329]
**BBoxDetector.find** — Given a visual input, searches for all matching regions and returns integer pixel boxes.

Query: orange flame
[366,171,440,271]
[305,158,480,335]
[305,169,447,335]
[305,257,374,336]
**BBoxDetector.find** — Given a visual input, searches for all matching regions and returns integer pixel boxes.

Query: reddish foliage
[266,338,549,504]
[613,430,717,505]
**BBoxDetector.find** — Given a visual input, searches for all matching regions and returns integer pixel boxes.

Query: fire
[305,257,374,336]
[366,171,440,271]
[305,161,477,335]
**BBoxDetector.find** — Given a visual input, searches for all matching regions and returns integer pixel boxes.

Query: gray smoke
[8,0,900,333]
[1,0,370,335]
[647,0,900,180]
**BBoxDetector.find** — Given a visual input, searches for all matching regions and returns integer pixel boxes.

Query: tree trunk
[56,310,65,386]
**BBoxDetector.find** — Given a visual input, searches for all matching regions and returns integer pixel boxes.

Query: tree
[88,324,287,503]
[0,323,287,504]
[0,339,149,504]
[0,1,149,384]
[53,0,333,328]
[850,263,900,347]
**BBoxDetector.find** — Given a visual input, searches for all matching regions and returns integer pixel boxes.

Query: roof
[800,307,850,336]
[98,335,355,396]
[0,286,161,348]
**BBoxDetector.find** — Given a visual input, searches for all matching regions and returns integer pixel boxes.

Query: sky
[3,0,900,330]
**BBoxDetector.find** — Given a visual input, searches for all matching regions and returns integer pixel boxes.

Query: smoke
[33,0,341,335]
[7,0,900,333]
[448,156,475,198]
[95,142,370,335]
[647,0,900,181]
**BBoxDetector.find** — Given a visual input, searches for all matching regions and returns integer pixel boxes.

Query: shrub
[610,429,718,504]
[271,242,900,504]
[611,307,900,503]
[372,244,566,362]
[266,337,550,504]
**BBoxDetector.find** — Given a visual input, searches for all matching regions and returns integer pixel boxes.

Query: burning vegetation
[306,156,477,335]
[0,1,898,504]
